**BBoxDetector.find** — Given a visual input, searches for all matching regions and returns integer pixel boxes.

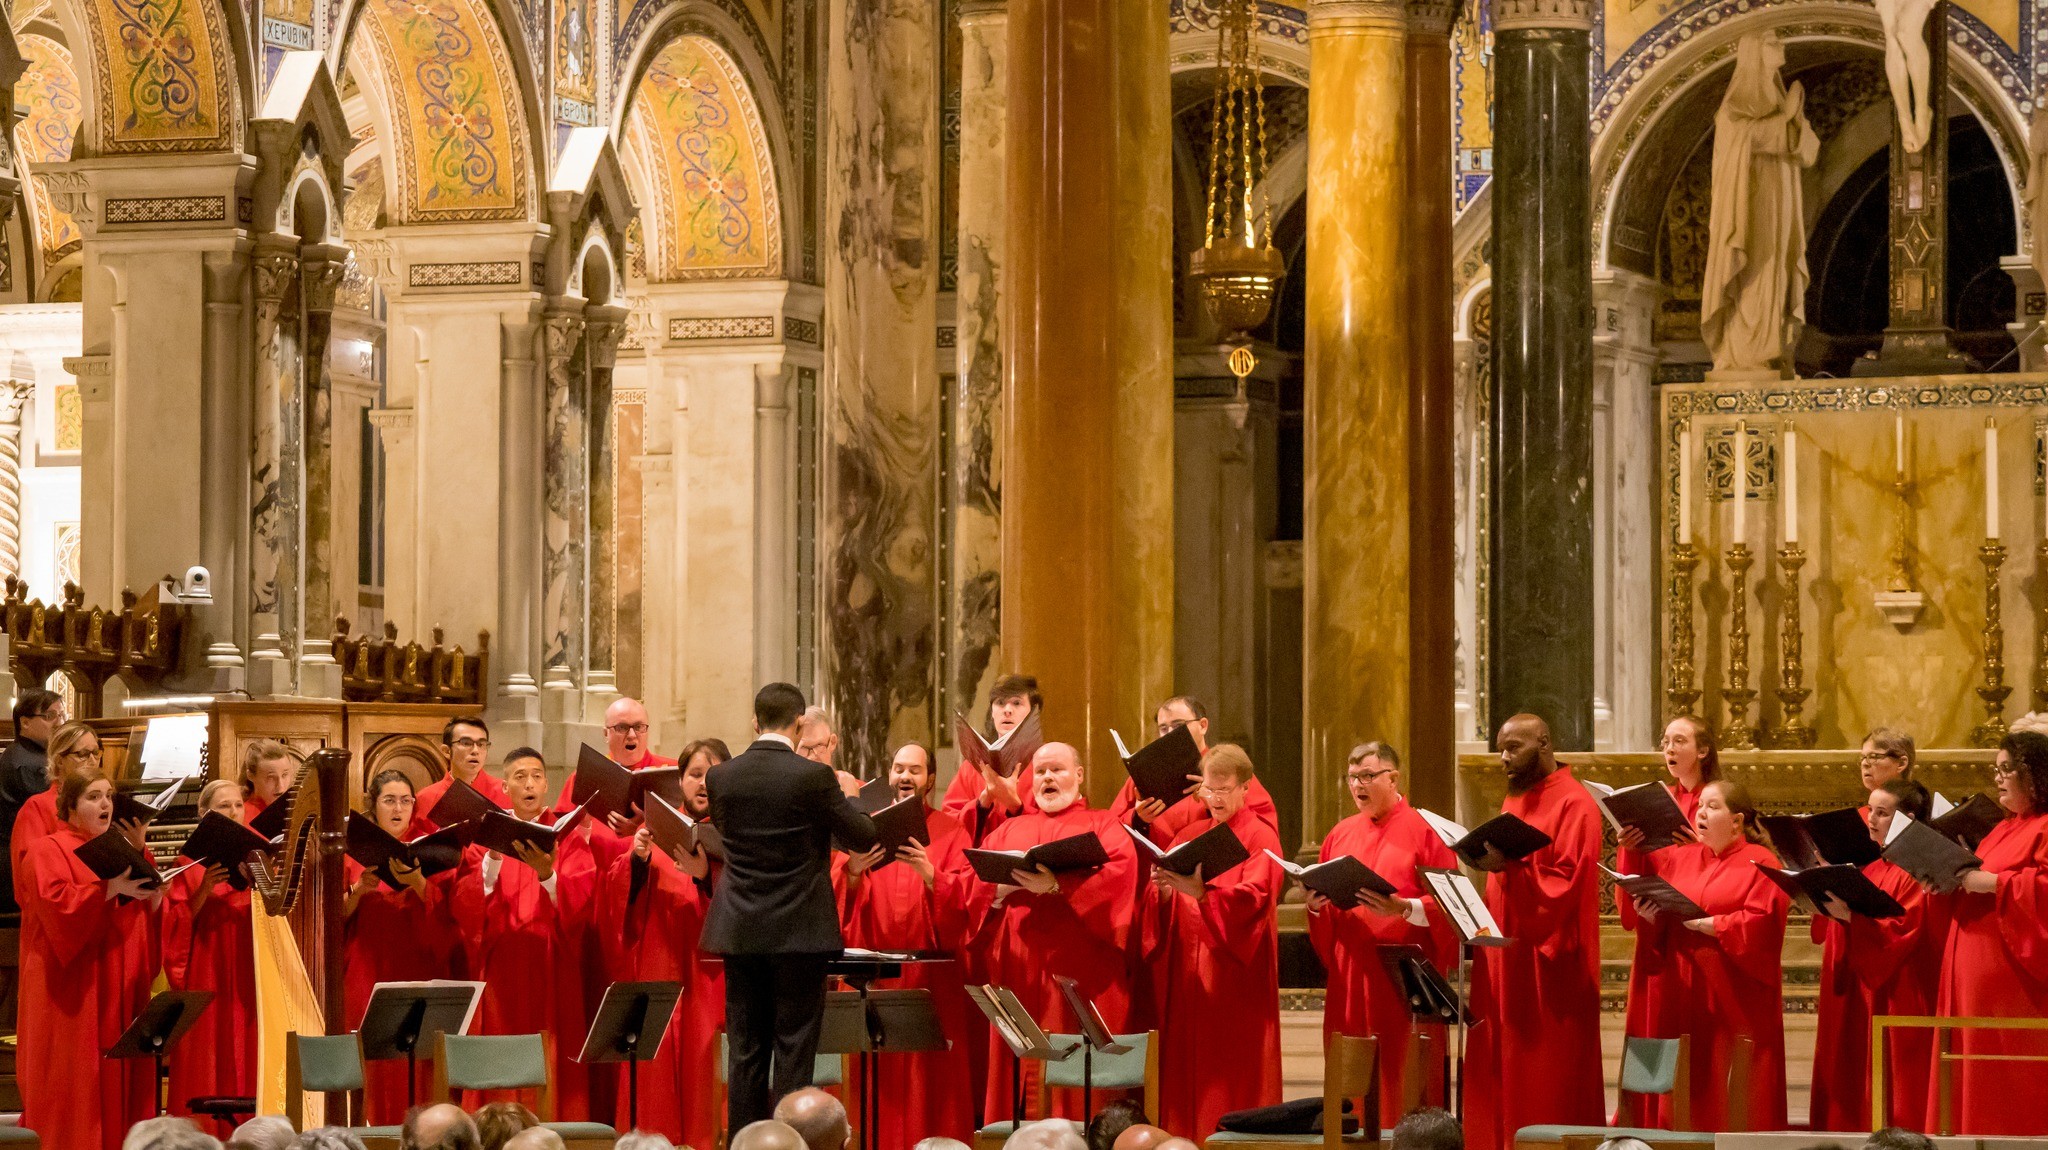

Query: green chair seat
[0,1129,39,1146]
[1619,1037,1684,1097]
[542,1122,619,1139]
[442,1034,549,1091]
[1513,1127,1714,1144]
[294,1033,368,1092]
[1042,1033,1149,1090]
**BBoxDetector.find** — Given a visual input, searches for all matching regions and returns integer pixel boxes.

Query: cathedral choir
[11,692,2048,1144]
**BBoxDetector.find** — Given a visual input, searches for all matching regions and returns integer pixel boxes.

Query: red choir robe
[548,817,603,1121]
[164,863,256,1132]
[1108,776,1280,846]
[968,800,1139,1119]
[1933,810,2048,1135]
[835,807,979,1150]
[451,844,573,1111]
[557,751,679,875]
[601,845,722,1146]
[1463,766,1606,1150]
[940,759,1036,845]
[1139,805,1283,1139]
[19,826,159,1150]
[410,769,512,835]
[1307,799,1459,1123]
[1613,780,1704,1126]
[343,858,454,1122]
[1808,859,1946,1133]
[9,782,59,907]
[1639,837,1790,1131]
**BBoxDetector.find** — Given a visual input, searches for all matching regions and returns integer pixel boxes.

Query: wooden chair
[432,1032,616,1149]
[1512,1035,1716,1150]
[1205,1033,1378,1150]
[285,1032,400,1148]
[975,1031,1158,1150]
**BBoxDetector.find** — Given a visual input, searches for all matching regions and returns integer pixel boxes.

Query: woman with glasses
[343,768,449,1122]
[8,721,113,906]
[164,779,257,1135]
[1932,729,2048,1134]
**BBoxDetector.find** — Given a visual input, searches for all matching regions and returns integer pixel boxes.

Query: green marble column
[1487,0,1595,749]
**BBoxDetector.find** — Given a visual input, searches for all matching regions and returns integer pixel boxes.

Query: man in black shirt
[0,689,65,914]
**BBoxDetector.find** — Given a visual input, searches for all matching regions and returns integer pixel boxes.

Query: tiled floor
[1281,1009,1820,1127]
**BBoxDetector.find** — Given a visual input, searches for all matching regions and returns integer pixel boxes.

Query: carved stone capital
[1308,0,1409,33]
[1490,0,1593,32]
[0,379,31,425]
[252,241,301,322]
[1406,0,1456,35]
[583,304,630,371]
[300,247,349,316]
[958,0,1006,21]
[544,311,587,383]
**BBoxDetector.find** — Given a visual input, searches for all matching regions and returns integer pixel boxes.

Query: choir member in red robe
[836,742,978,1149]
[555,696,679,876]
[344,769,452,1122]
[603,737,730,1147]
[1462,715,1606,1150]
[1107,697,1278,845]
[166,780,258,1134]
[941,673,1040,842]
[451,748,577,1110]
[1859,727,1916,794]
[238,739,299,826]
[967,742,1139,1119]
[1626,780,1789,1131]
[411,716,511,834]
[10,722,105,907]
[1808,779,1947,1133]
[1934,729,2048,1135]
[1305,741,1458,1123]
[1140,744,1282,1139]
[1612,715,1714,1126]
[19,772,161,1150]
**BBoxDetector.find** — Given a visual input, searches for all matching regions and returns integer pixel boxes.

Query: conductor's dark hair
[1999,730,2048,814]
[990,674,1042,711]
[1085,1099,1149,1150]
[1160,695,1208,721]
[441,716,489,745]
[12,687,61,728]
[1863,1129,1936,1150]
[1878,777,1934,823]
[1389,1108,1462,1150]
[755,683,807,731]
[501,746,545,768]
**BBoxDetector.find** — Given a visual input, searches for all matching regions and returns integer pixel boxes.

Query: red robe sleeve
[1992,821,2048,982]
[161,865,209,989]
[26,835,121,965]
[1709,848,1792,986]
[1501,788,1603,960]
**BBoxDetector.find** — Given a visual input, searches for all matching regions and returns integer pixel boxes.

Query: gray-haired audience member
[915,1139,972,1150]
[226,1116,298,1150]
[1006,1119,1087,1150]
[501,1131,566,1150]
[400,1104,482,1150]
[124,1118,223,1150]
[773,1087,851,1150]
[1593,1139,1652,1150]
[1864,1130,1937,1150]
[730,1120,806,1150]
[1391,1108,1464,1150]
[293,1132,370,1150]
[614,1134,682,1150]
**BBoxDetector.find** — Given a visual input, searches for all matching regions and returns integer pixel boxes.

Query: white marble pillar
[1592,268,1663,749]
[755,360,795,686]
[297,245,347,699]
[248,235,300,697]
[496,315,543,746]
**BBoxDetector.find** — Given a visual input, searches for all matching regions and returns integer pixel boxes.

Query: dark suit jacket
[701,738,877,955]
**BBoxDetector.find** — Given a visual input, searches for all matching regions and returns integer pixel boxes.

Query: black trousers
[724,950,832,1132]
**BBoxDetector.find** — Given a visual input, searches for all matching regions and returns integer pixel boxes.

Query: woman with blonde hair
[8,720,108,906]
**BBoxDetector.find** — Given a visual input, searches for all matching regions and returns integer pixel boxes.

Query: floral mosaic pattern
[359,0,531,221]
[625,36,780,279]
[84,0,233,150]
[14,35,84,264]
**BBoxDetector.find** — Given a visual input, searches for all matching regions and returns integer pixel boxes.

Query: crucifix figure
[1876,0,1938,152]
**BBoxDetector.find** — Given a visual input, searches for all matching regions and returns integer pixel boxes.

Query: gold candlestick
[1974,540,2012,747]
[1770,543,1815,748]
[1724,542,1758,750]
[1666,542,1702,717]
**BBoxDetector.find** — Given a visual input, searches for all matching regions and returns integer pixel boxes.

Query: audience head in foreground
[774,1086,851,1150]
[292,1133,369,1150]
[1592,1140,1652,1150]
[226,1116,298,1150]
[1389,1108,1463,1150]
[501,1131,566,1150]
[473,1101,539,1150]
[731,1120,807,1150]
[1154,1140,1199,1150]
[1863,1129,1937,1150]
[613,1135,682,1150]
[1110,1125,1170,1150]
[1007,1119,1087,1150]
[1086,1099,1151,1150]
[914,1140,972,1150]
[401,1104,482,1150]
[124,1118,221,1150]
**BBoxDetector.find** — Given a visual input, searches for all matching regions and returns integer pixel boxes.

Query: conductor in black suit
[703,682,878,1130]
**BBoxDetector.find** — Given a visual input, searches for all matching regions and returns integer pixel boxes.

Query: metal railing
[1871,1013,2048,1134]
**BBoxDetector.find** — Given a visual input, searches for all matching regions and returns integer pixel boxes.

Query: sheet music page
[139,713,209,781]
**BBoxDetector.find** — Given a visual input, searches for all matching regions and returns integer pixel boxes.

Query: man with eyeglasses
[797,707,864,797]
[412,716,512,835]
[0,689,64,914]
[1107,696,1278,845]
[1304,742,1457,1124]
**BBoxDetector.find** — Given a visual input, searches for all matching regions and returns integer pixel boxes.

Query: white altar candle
[1895,411,1905,480]
[1734,420,1748,542]
[1986,417,2000,541]
[1783,422,1798,544]
[1679,421,1693,541]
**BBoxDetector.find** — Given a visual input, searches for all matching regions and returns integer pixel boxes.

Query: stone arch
[14,31,85,295]
[338,0,540,223]
[572,226,618,303]
[618,32,781,280]
[68,0,246,154]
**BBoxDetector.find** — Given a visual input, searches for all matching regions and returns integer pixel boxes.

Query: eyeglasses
[1995,763,2020,779]
[37,709,63,723]
[1156,718,1191,737]
[607,722,650,736]
[375,793,414,807]
[450,737,490,751]
[1347,767,1395,784]
[60,746,102,761]
[1202,781,1241,796]
[1859,751,1901,763]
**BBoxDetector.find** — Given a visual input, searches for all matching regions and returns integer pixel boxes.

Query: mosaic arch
[77,0,240,151]
[14,33,84,267]
[623,34,779,280]
[352,0,534,222]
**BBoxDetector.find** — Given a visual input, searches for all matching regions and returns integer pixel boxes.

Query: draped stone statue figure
[1700,32,1820,376]
[1876,0,1938,153]
[2027,104,2048,290]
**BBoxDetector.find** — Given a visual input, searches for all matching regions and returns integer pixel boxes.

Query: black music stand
[1377,943,1468,1114]
[966,985,1073,1128]
[578,980,683,1131]
[820,988,948,1148]
[358,982,482,1112]
[105,990,214,1115]
[1417,868,1511,1119]
[1053,976,1130,1120]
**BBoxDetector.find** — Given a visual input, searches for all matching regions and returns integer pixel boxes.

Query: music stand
[578,980,682,1131]
[820,988,948,1148]
[1053,976,1130,1119]
[357,982,483,1112]
[966,985,1074,1128]
[1377,944,1468,1114]
[105,990,214,1115]
[1418,868,1510,1120]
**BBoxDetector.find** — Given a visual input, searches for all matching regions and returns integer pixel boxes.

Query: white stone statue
[1700,32,1820,376]
[1876,0,1938,153]
[2027,105,2048,289]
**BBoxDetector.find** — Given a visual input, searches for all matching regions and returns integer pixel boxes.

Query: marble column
[755,360,795,687]
[1487,0,1595,749]
[1592,269,1663,750]
[1304,0,1411,836]
[823,0,940,774]
[584,306,627,718]
[249,236,301,696]
[541,305,589,698]
[0,380,32,579]
[298,245,347,698]
[201,253,249,691]
[951,0,1006,725]
[1405,0,1457,811]
[496,317,543,739]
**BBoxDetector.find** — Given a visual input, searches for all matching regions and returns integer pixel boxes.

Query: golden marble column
[1404,0,1457,812]
[1303,0,1411,839]
[1003,0,1172,803]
